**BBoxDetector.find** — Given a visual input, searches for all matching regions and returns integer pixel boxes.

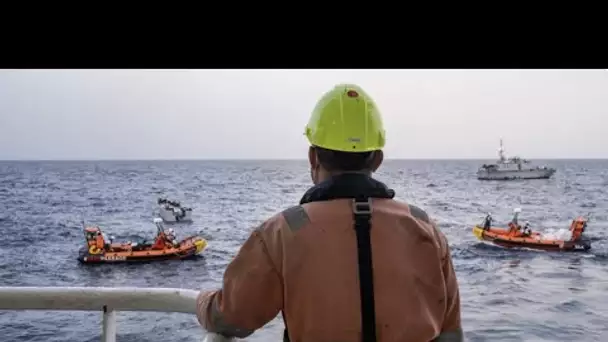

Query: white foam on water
[540,228,573,241]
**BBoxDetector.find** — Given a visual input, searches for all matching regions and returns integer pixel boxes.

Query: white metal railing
[0,286,234,342]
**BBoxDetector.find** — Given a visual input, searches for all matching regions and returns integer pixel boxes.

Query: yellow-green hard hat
[305,84,386,153]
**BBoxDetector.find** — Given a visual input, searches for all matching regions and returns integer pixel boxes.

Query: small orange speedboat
[472,209,591,252]
[77,218,208,264]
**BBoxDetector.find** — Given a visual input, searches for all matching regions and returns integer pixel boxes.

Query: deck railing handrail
[0,286,233,342]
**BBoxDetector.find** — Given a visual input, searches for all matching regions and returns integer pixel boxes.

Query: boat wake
[540,228,575,241]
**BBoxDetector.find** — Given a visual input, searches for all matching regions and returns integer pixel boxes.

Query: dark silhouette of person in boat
[482,213,493,230]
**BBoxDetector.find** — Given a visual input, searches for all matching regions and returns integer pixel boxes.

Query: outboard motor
[569,217,588,241]
[568,216,592,251]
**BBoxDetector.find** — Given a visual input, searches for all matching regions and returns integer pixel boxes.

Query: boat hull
[77,236,207,264]
[477,168,556,180]
[159,207,193,223]
[472,226,590,252]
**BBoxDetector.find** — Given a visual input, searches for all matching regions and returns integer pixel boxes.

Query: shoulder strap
[353,197,377,342]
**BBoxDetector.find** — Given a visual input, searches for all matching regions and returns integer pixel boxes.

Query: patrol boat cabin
[477,139,556,180]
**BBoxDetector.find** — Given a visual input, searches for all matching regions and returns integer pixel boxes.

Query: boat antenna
[498,138,506,162]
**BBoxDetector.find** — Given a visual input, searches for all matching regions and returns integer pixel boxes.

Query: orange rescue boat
[472,208,591,252]
[77,218,208,264]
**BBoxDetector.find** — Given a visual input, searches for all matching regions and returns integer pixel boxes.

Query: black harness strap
[282,174,392,342]
[353,197,377,342]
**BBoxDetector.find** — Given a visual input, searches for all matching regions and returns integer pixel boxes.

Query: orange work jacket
[196,198,462,342]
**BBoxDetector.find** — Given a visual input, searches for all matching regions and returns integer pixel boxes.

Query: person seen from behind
[196,84,463,342]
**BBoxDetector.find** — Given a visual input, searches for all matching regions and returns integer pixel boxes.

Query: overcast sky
[0,69,606,160]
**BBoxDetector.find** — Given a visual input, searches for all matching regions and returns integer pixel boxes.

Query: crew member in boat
[151,229,168,250]
[512,209,520,226]
[522,222,531,237]
[165,228,178,247]
[95,231,105,252]
[195,84,463,342]
[483,213,493,230]
[508,209,522,236]
[101,231,113,250]
[508,222,518,236]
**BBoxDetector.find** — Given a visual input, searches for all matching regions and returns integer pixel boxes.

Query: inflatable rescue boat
[472,208,591,252]
[78,218,207,264]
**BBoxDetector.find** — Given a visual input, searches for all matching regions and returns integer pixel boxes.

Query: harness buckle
[352,198,373,215]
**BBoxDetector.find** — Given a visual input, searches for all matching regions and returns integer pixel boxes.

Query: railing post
[101,305,117,342]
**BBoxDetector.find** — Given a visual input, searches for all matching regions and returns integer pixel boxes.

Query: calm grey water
[1,160,607,342]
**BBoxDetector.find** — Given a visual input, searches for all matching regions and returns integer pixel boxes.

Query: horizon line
[1,157,608,162]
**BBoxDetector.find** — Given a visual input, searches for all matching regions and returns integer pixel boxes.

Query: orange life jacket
[95,234,104,249]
